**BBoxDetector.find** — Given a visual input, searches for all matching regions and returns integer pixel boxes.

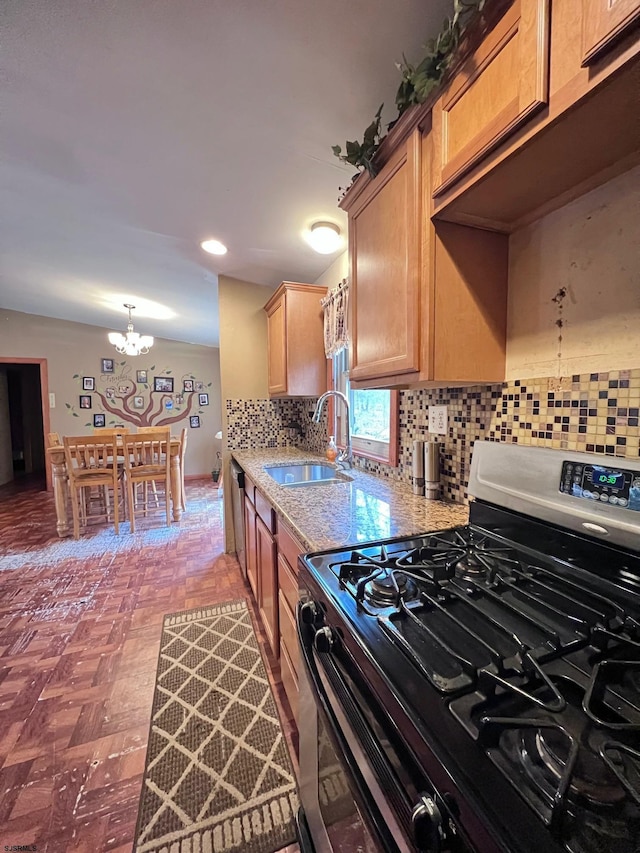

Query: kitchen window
[332,348,398,466]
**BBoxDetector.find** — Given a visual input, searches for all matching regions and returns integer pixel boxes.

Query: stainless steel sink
[264,463,352,487]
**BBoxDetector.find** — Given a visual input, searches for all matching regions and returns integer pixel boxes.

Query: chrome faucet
[312,390,353,469]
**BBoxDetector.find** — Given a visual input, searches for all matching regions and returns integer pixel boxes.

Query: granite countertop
[232,447,469,553]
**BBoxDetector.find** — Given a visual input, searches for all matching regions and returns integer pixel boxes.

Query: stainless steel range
[296,441,640,853]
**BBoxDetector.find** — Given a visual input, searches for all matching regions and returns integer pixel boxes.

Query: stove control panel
[559,461,640,511]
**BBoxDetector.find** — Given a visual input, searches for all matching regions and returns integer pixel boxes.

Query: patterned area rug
[134,600,298,853]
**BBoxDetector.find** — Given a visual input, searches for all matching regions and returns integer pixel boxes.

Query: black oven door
[296,601,464,853]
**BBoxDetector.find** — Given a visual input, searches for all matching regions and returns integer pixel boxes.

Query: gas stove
[297,442,640,853]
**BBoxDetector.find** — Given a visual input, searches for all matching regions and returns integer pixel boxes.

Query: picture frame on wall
[133,396,144,409]
[118,385,129,395]
[195,381,204,392]
[154,376,174,393]
[190,416,200,428]
[105,387,115,399]
[93,414,106,428]
[136,369,148,384]
[79,395,91,409]
[198,393,209,406]
[101,358,114,374]
[82,377,95,391]
[183,379,194,392]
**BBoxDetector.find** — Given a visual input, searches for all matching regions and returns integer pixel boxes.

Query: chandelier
[107,304,154,356]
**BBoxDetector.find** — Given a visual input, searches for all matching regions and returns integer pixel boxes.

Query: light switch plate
[428,405,447,435]
[49,392,56,408]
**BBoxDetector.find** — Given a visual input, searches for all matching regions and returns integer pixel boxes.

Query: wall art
[154,376,174,393]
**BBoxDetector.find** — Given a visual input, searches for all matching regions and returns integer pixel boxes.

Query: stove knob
[300,600,320,625]
[412,794,444,852]
[313,626,335,654]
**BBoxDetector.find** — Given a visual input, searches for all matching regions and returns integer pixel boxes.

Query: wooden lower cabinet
[256,514,278,657]
[243,486,304,725]
[244,496,258,601]
[277,521,304,724]
[278,589,299,724]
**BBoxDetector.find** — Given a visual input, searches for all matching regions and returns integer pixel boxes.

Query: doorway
[0,359,50,493]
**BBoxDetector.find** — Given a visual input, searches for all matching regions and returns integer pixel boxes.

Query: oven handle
[297,602,446,853]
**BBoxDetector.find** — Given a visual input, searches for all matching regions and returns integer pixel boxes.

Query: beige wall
[0,370,12,486]
[314,251,348,288]
[506,165,640,379]
[218,275,274,402]
[0,309,221,476]
[218,275,276,547]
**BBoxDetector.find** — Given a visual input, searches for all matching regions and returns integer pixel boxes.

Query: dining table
[46,437,183,538]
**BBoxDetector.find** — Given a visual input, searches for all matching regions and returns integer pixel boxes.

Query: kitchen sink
[264,463,353,487]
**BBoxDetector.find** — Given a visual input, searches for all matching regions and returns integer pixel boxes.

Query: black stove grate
[307,518,640,852]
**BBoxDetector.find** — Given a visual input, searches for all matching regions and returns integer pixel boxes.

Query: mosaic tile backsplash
[226,398,326,451]
[226,369,640,505]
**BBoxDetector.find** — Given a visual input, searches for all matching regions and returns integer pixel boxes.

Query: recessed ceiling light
[306,221,341,254]
[201,239,228,255]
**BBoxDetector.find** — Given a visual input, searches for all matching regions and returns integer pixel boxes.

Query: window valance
[321,278,349,358]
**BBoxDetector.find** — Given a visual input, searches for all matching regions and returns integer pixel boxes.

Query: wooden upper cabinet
[432,0,550,197]
[581,0,640,65]
[264,282,327,398]
[344,130,422,383]
[341,126,509,391]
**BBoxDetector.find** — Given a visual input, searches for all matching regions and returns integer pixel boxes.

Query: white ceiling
[1,0,451,347]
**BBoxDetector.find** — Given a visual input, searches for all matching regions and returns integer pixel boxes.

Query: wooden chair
[178,427,188,512]
[63,435,120,539]
[47,432,61,447]
[93,427,131,437]
[122,430,171,533]
[130,425,171,508]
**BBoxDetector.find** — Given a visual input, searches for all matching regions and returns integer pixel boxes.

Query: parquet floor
[0,481,299,852]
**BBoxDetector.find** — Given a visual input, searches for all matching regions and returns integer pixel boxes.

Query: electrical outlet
[428,405,448,435]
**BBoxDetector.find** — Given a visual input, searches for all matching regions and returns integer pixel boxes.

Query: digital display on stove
[594,470,625,488]
[559,461,640,511]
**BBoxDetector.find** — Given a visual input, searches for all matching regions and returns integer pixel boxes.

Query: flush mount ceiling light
[108,304,154,356]
[306,221,342,254]
[200,239,228,255]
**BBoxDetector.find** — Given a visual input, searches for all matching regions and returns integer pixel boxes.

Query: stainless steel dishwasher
[230,459,246,577]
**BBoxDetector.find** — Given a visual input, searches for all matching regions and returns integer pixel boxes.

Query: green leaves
[395,0,485,114]
[332,104,384,178]
[333,0,486,174]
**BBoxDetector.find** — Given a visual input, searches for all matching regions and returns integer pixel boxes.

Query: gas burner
[528,728,626,806]
[363,570,416,608]
[454,546,490,580]
[396,529,523,585]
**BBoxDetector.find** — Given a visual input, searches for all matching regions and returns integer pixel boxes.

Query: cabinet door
[266,297,287,395]
[348,130,422,382]
[256,514,278,656]
[278,590,299,725]
[432,0,550,197]
[244,496,258,602]
[581,0,640,65]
